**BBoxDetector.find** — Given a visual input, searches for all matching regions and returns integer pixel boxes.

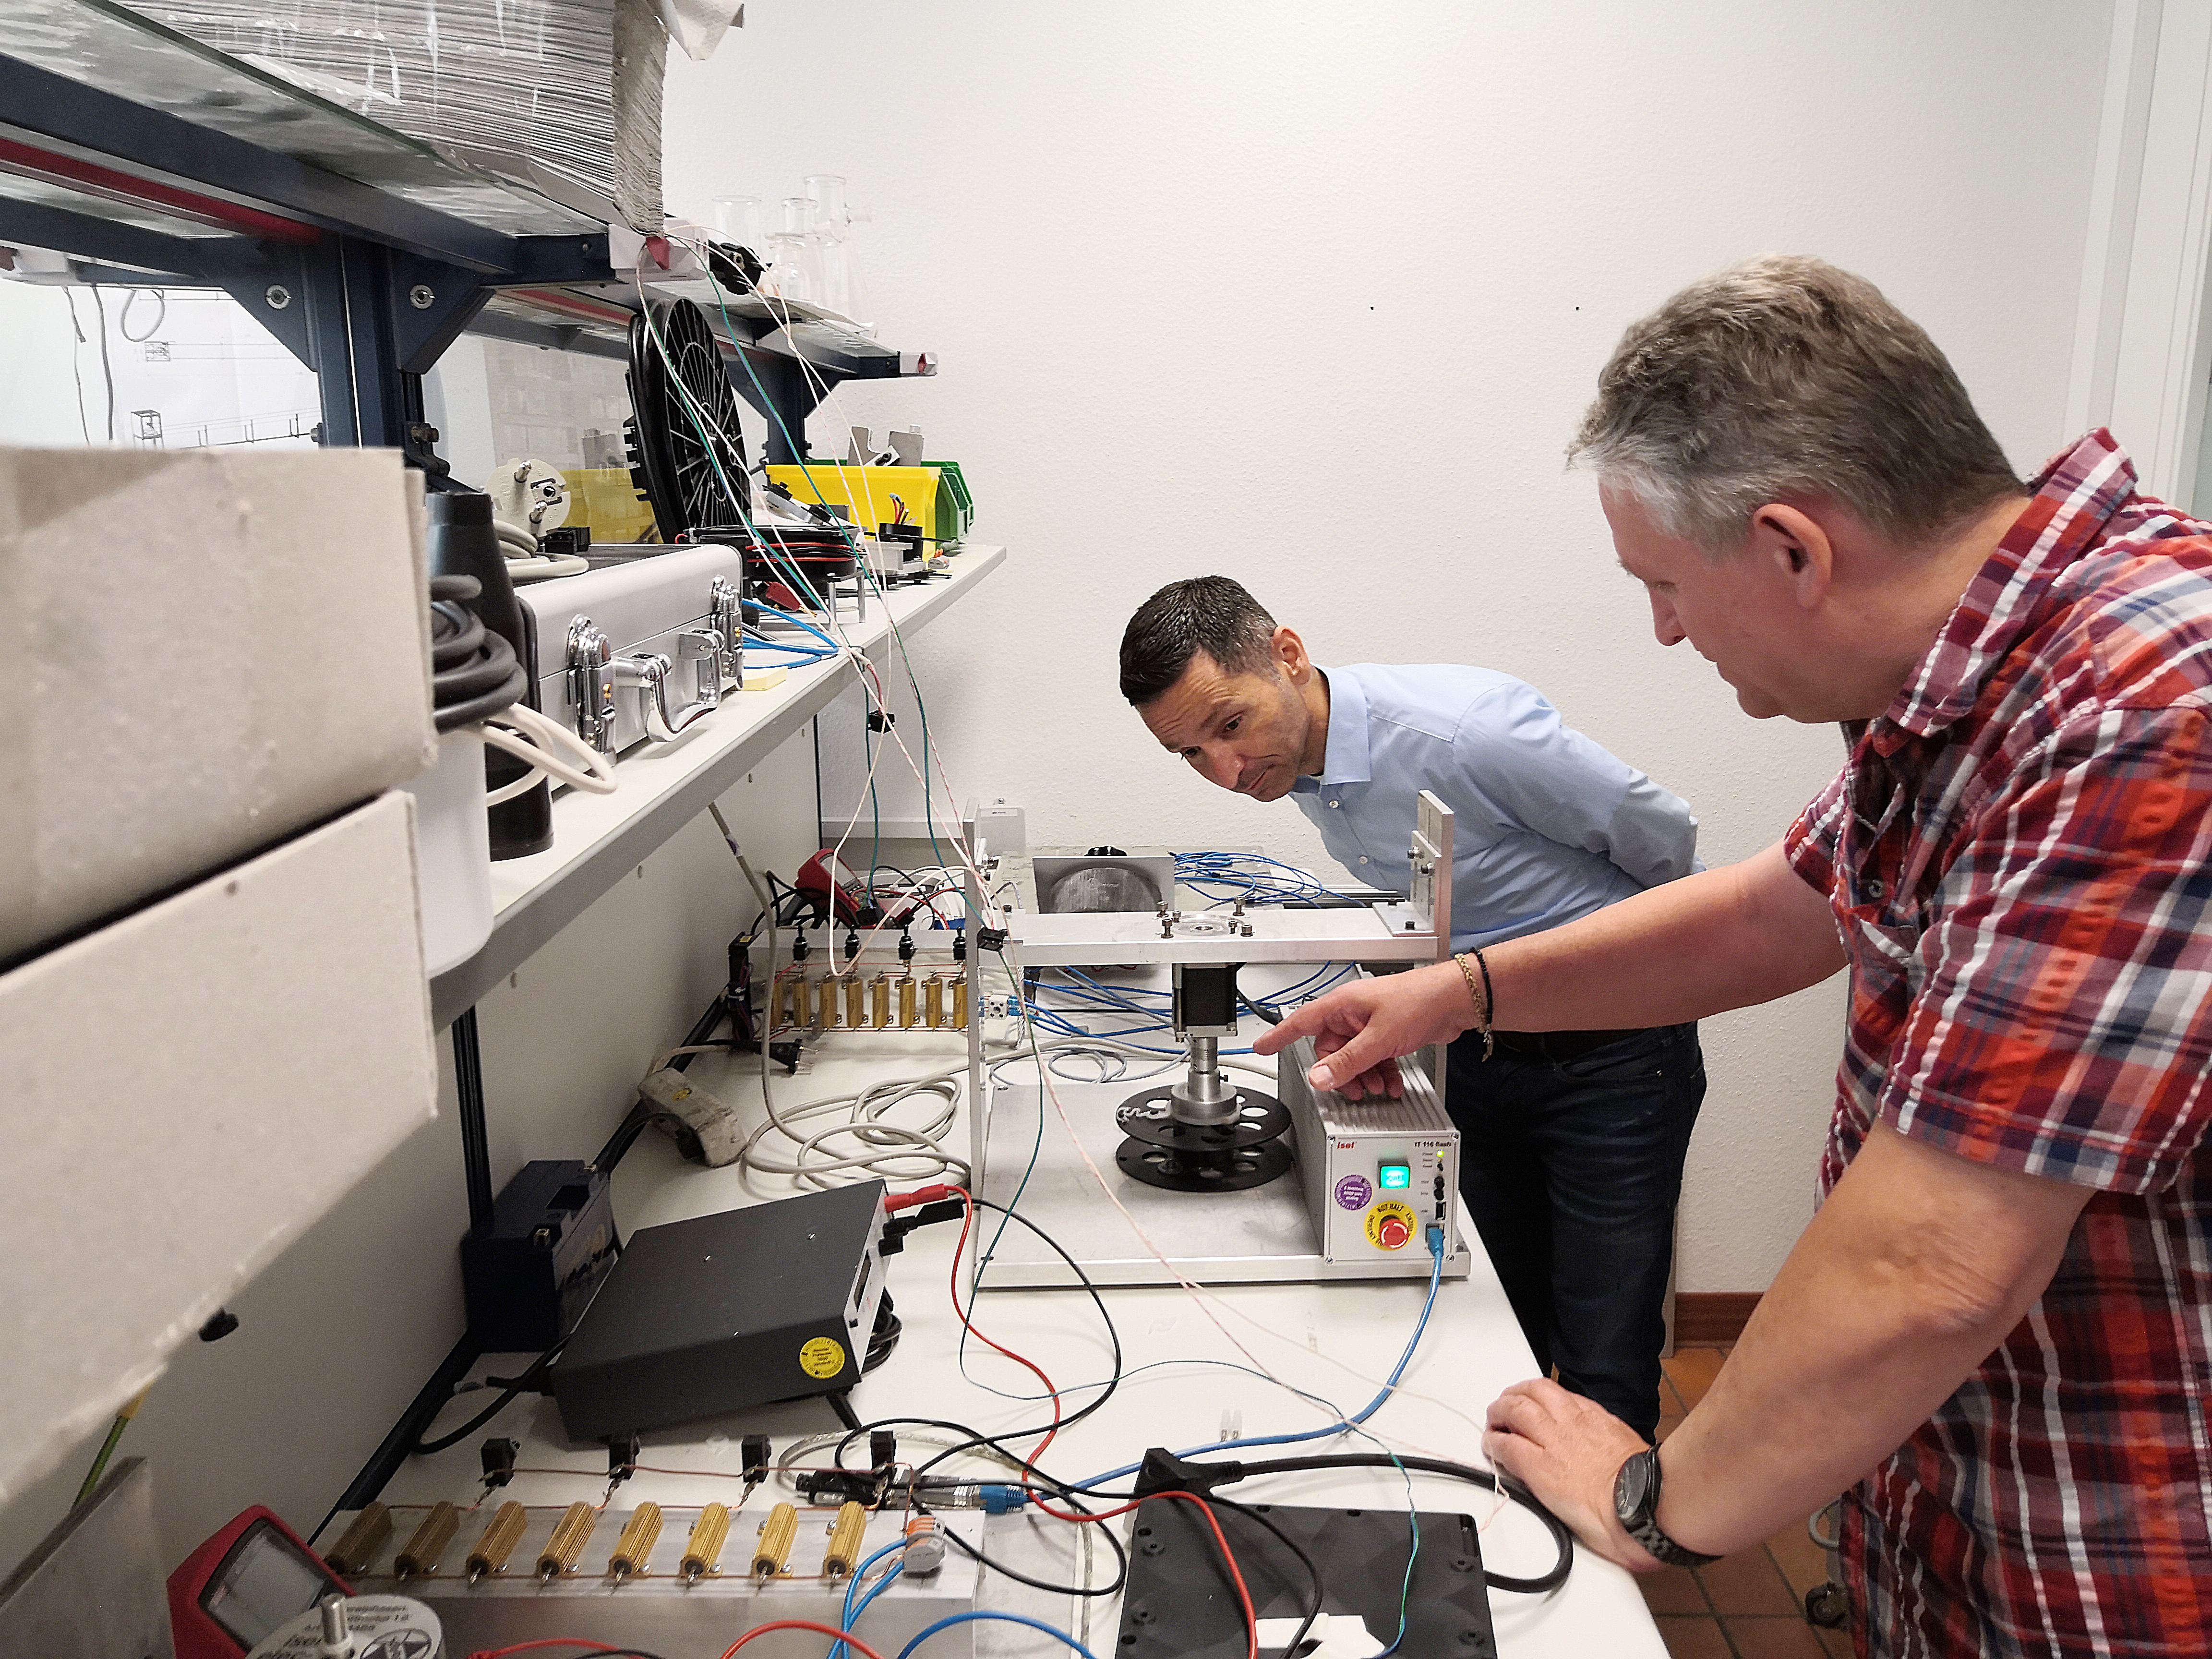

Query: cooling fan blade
[625,298,751,541]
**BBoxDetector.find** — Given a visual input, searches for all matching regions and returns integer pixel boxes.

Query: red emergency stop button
[1379,1215,1410,1250]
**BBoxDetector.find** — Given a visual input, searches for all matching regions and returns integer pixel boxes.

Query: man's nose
[1649,590,1686,647]
[1199,745,1242,789]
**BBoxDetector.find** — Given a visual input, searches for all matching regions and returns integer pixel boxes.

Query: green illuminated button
[1378,1161,1411,1190]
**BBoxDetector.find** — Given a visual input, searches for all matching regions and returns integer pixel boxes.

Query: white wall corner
[2071,0,2212,505]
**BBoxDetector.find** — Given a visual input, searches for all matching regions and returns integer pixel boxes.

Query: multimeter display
[201,1520,345,1648]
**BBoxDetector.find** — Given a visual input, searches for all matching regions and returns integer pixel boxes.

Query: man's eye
[1222,719,1240,736]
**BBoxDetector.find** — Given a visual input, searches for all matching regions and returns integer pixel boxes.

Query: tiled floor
[1646,1346,1854,1659]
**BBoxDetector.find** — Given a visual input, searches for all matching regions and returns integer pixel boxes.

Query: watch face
[1617,1451,1654,1521]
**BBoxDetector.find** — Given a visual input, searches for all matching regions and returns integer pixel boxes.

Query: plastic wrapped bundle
[117,0,664,222]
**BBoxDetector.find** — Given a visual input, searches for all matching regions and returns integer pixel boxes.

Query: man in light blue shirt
[1120,576,1704,1440]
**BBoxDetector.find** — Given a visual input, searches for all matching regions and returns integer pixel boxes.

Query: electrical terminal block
[608,1503,663,1582]
[901,1515,945,1576]
[753,1502,798,1580]
[821,1501,868,1581]
[466,1502,529,1584]
[682,1502,732,1584]
[323,1503,391,1576]
[537,1502,597,1583]
[394,1502,460,1581]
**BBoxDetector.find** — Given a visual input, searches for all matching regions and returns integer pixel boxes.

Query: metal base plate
[975,1082,1469,1288]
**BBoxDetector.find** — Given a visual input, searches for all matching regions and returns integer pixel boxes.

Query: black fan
[625,297,750,540]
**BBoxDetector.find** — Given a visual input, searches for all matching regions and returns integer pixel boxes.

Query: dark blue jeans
[1443,1022,1705,1441]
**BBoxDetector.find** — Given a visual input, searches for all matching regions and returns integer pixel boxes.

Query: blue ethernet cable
[1076,1224,1446,1490]
[830,1541,906,1659]
[895,1612,1101,1659]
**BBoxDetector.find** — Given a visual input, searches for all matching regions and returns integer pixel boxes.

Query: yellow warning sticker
[798,1336,848,1380]
[1364,1200,1418,1250]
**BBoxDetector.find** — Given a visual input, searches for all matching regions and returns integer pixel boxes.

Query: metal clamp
[614,627,724,743]
[566,617,616,755]
[710,574,744,685]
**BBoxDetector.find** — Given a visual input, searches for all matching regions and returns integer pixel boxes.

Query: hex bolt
[409,284,436,310]
[264,284,292,310]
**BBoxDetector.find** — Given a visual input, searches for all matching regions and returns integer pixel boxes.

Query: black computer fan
[625,297,750,540]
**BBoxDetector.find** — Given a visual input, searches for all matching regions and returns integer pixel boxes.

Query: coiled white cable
[479,701,617,804]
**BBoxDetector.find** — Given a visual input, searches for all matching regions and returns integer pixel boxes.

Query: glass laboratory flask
[712,195,762,252]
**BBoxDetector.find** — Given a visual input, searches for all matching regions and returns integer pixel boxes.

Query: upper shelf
[0,0,603,253]
[427,545,1006,1028]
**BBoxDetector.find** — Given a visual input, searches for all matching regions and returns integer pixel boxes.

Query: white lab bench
[368,1007,1666,1659]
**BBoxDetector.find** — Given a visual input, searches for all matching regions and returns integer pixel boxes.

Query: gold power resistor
[753,1502,798,1580]
[844,976,866,1031]
[394,1503,460,1580]
[778,974,804,1031]
[682,1502,732,1584]
[869,974,890,1029]
[897,976,917,1029]
[810,975,830,1033]
[951,978,969,1029]
[537,1502,597,1583]
[323,1503,391,1575]
[822,1501,868,1582]
[924,976,944,1029]
[608,1503,662,1582]
[466,1503,529,1584]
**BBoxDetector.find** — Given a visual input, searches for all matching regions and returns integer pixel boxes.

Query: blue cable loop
[831,1541,907,1659]
[895,1612,1100,1659]
[1078,1223,1446,1489]
[746,600,844,653]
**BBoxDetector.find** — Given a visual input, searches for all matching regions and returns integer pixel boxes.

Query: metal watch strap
[1615,1447,1720,1568]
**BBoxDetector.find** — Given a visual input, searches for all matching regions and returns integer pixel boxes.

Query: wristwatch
[1613,1446,1720,1567]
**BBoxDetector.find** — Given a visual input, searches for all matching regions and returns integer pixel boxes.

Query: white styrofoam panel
[0,792,437,1507]
[0,446,438,963]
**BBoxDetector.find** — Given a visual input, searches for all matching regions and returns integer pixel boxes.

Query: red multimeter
[168,1508,352,1659]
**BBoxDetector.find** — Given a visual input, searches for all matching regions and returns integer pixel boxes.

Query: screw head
[264,284,291,310]
[409,283,436,310]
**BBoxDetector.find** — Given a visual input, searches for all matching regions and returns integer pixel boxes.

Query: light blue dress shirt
[1287,664,1698,950]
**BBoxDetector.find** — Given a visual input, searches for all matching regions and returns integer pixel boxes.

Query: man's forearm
[1654,1126,2089,1555]
[1487,842,1842,1031]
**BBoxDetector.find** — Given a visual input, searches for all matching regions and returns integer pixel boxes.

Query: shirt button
[1866,877,1886,900]
[1329,800,1340,809]
[1359,856,1370,865]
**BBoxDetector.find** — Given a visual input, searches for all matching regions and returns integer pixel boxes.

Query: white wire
[478,701,618,800]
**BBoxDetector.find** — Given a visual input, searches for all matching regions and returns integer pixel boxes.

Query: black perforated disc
[625,297,749,539]
[1115,1087,1289,1153]
[1115,1136,1293,1192]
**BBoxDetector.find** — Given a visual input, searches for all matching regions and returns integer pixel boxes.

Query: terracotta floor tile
[1815,1624,1856,1659]
[1723,1616,1829,1658]
[1766,1520,1835,1597]
[1663,1346,1728,1408]
[1656,1411,1685,1444]
[1638,1563,1711,1615]
[1696,1548,1799,1616]
[1660,1370,1688,1414]
[1655,1615,1734,1658]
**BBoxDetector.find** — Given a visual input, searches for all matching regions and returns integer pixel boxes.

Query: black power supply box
[548,1181,889,1442]
[459,1161,618,1351]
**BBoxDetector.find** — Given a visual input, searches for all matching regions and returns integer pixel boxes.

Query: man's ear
[1273,625,1313,680]
[1747,504,1833,610]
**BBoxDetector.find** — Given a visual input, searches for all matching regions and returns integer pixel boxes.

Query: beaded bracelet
[1455,948,1495,1061]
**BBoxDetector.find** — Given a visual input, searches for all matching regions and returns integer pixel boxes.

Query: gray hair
[1119,576,1277,705]
[1570,255,2021,554]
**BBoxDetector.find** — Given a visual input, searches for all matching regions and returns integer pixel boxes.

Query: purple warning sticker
[1334,1174,1373,1210]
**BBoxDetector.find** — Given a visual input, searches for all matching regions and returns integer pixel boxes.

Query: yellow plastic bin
[768,463,939,542]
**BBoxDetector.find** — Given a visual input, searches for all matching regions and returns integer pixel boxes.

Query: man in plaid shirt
[1259,257,2212,1654]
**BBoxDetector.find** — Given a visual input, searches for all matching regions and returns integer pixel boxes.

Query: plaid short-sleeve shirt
[1784,432,2212,1657]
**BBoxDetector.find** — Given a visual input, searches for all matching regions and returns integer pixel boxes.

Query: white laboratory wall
[664,0,2116,1292]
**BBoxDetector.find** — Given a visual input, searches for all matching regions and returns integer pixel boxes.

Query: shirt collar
[1881,429,2140,744]
[1294,665,1371,788]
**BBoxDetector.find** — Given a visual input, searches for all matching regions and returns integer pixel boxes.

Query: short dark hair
[1571,255,2022,554]
[1119,576,1278,705]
